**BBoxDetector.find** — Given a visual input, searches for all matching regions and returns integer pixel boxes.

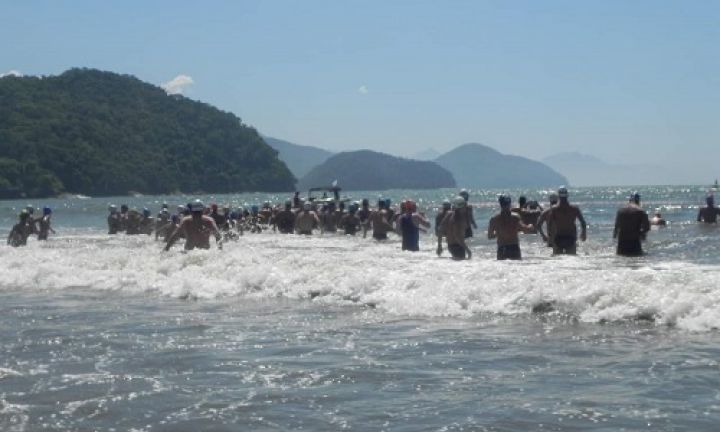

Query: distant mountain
[0,68,295,198]
[543,152,660,186]
[410,148,441,161]
[264,136,334,179]
[297,150,456,191]
[434,143,567,188]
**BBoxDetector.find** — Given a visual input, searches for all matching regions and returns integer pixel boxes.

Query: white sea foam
[1,232,719,331]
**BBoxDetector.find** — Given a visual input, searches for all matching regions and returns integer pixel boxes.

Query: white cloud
[161,74,194,95]
[0,70,23,78]
[357,85,368,95]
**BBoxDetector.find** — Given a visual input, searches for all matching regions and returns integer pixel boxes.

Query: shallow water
[1,186,719,431]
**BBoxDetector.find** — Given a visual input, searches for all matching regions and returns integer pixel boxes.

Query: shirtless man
[340,203,361,235]
[107,205,122,234]
[435,200,452,246]
[7,210,34,247]
[437,196,472,260]
[397,200,431,251]
[370,199,394,240]
[650,208,666,226]
[295,203,320,235]
[535,193,558,248]
[320,202,339,233]
[459,189,478,238]
[357,199,372,238]
[697,195,720,223]
[164,200,222,251]
[274,201,296,234]
[488,195,533,260]
[537,186,586,255]
[37,207,56,240]
[613,192,650,256]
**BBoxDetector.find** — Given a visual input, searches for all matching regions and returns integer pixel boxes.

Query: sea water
[1,186,719,431]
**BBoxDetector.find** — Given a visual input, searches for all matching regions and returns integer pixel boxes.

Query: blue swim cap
[43,206,52,215]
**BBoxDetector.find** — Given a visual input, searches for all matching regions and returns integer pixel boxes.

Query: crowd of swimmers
[7,186,720,260]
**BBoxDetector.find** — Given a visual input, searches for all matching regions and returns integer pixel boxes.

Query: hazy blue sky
[2,0,718,182]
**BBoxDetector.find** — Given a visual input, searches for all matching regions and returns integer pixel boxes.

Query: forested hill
[0,68,296,198]
[298,150,456,191]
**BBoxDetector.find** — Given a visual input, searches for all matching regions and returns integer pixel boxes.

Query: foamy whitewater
[1,187,719,431]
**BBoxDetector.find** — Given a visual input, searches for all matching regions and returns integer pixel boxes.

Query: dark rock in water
[532,301,555,314]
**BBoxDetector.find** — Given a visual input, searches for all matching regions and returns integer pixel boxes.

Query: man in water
[295,203,320,235]
[357,199,372,238]
[437,196,472,260]
[164,200,222,251]
[459,189,478,238]
[125,208,143,235]
[370,199,394,240]
[536,193,558,248]
[139,208,154,235]
[320,202,339,233]
[697,195,720,223]
[7,210,34,247]
[613,192,650,257]
[397,200,431,251]
[37,207,56,240]
[650,208,667,226]
[108,205,122,234]
[434,200,452,255]
[537,186,587,255]
[488,195,534,260]
[340,202,361,235]
[274,201,296,234]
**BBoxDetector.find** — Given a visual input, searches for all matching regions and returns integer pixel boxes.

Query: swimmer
[397,200,430,251]
[340,202,361,235]
[107,205,122,234]
[7,210,33,247]
[164,200,222,251]
[613,192,650,257]
[487,195,533,260]
[697,194,720,223]
[37,207,56,240]
[458,189,478,238]
[437,196,472,260]
[274,201,296,234]
[650,208,666,226]
[537,186,587,255]
[295,203,320,235]
[370,199,394,240]
[536,193,559,247]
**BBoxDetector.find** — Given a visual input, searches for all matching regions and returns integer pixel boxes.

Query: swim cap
[162,202,168,209]
[121,204,129,211]
[548,193,559,204]
[251,205,259,214]
[558,186,569,198]
[190,200,204,212]
[630,192,641,203]
[362,198,369,206]
[518,196,527,205]
[26,205,34,214]
[459,189,469,200]
[143,208,151,217]
[453,196,466,209]
[43,206,52,215]
[108,205,117,213]
[442,200,451,210]
[498,194,512,207]
[19,210,29,219]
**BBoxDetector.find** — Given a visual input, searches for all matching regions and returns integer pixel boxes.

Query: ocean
[1,186,719,431]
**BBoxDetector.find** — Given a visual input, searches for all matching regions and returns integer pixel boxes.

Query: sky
[1,0,718,183]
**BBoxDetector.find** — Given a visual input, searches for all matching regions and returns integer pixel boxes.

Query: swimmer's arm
[164,225,182,251]
[577,209,587,241]
[697,209,702,222]
[469,207,477,229]
[640,212,650,238]
[536,212,548,241]
[487,218,497,240]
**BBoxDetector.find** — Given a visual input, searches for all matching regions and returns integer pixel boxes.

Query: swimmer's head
[498,194,512,208]
[528,200,539,210]
[285,200,292,210]
[453,196,466,209]
[362,198,369,207]
[211,203,218,211]
[190,200,205,213]
[303,203,312,211]
[405,200,417,213]
[442,200,452,210]
[558,186,569,199]
[654,207,662,216]
[120,204,129,212]
[108,205,117,213]
[707,194,715,206]
[518,196,527,207]
[459,189,469,201]
[26,205,34,214]
[378,199,386,209]
[19,210,29,220]
[43,206,52,215]
[143,208,151,217]
[171,215,179,224]
[629,192,641,204]
[548,193,559,205]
